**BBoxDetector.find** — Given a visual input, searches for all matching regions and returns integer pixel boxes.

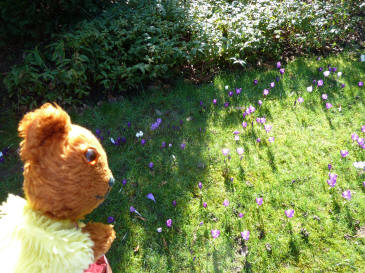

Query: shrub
[3,0,363,109]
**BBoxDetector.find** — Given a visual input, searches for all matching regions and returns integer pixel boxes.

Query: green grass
[1,51,365,272]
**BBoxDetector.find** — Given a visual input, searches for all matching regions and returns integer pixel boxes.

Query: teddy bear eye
[85,148,97,164]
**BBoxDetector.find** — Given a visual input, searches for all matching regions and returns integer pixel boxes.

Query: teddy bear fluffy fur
[0,103,116,272]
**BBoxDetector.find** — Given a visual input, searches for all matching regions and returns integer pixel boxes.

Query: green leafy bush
[3,0,363,109]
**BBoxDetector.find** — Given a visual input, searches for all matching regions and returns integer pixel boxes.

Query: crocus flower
[172,200,177,206]
[199,222,204,226]
[328,164,332,170]
[242,121,247,128]
[298,97,304,103]
[225,85,229,90]
[198,182,203,189]
[141,139,146,145]
[268,137,275,143]
[95,129,101,135]
[323,71,330,77]
[279,68,285,74]
[270,82,275,88]
[213,98,217,105]
[331,67,337,72]
[327,173,337,187]
[248,105,256,113]
[223,199,230,207]
[285,209,294,218]
[234,135,240,141]
[241,230,250,240]
[157,227,162,232]
[149,162,154,169]
[236,88,242,94]
[203,202,207,208]
[264,125,272,133]
[161,141,166,148]
[258,100,263,106]
[337,72,342,77]
[110,137,116,145]
[276,62,281,69]
[256,197,263,206]
[224,102,230,108]
[166,219,172,227]
[307,86,313,92]
[237,147,244,155]
[341,83,345,88]
[318,67,323,72]
[357,138,364,146]
[322,94,328,100]
[146,193,156,202]
[340,150,349,158]
[353,162,365,169]
[253,79,258,85]
[256,138,261,143]
[200,101,203,106]
[127,122,131,128]
[326,103,332,109]
[358,81,363,87]
[130,206,142,216]
[239,213,244,218]
[276,76,280,82]
[362,125,365,133]
[180,143,186,150]
[222,148,230,156]
[211,229,221,239]
[233,130,240,135]
[318,80,324,87]
[122,179,127,185]
[228,91,233,97]
[263,89,269,96]
[342,190,351,200]
[136,131,143,138]
[107,216,115,223]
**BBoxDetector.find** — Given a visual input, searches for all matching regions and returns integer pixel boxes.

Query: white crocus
[136,131,143,138]
[337,72,342,77]
[306,86,313,92]
[323,71,330,77]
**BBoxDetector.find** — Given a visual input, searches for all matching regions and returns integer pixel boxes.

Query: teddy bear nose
[108,176,115,187]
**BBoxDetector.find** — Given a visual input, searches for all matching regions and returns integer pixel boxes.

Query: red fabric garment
[84,255,112,273]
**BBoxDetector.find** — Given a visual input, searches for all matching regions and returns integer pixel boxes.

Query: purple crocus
[242,121,247,128]
[318,80,324,87]
[213,98,217,105]
[341,83,345,88]
[211,229,221,239]
[166,219,172,227]
[203,202,207,208]
[318,67,323,72]
[141,139,146,145]
[149,162,154,169]
[228,91,233,97]
[161,141,166,148]
[238,213,244,218]
[327,173,337,187]
[328,164,332,170]
[107,216,115,223]
[340,150,349,158]
[326,103,332,109]
[297,97,304,104]
[127,122,131,128]
[256,138,261,143]
[256,197,263,206]
[268,137,275,143]
[264,125,272,133]
[253,79,258,85]
[279,68,285,75]
[358,81,364,87]
[270,82,275,88]
[258,100,263,106]
[342,190,352,200]
[263,89,269,96]
[233,130,240,135]
[351,133,359,141]
[223,199,230,207]
[236,88,242,94]
[285,209,294,218]
[95,129,101,135]
[122,179,127,185]
[276,61,281,69]
[222,148,230,156]
[146,193,156,202]
[224,102,230,108]
[322,94,328,100]
[198,182,203,189]
[362,125,365,133]
[241,230,250,240]
[181,143,186,150]
[172,200,177,206]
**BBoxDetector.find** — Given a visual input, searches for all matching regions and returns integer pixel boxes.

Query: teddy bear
[0,103,116,273]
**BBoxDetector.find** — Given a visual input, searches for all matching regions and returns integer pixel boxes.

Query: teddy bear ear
[18,103,71,161]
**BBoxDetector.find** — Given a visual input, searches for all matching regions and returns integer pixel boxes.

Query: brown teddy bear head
[18,103,114,221]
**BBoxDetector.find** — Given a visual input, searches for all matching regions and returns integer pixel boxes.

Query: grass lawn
[0,51,364,272]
